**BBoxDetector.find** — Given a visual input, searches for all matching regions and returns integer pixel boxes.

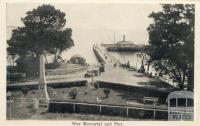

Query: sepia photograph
[5,1,196,122]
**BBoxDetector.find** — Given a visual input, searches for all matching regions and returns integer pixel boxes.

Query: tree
[147,4,194,91]
[135,46,152,73]
[69,88,78,99]
[103,89,110,98]
[136,53,146,73]
[7,4,74,64]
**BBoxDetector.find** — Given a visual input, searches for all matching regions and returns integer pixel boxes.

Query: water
[62,44,98,65]
[108,51,155,73]
[108,52,140,69]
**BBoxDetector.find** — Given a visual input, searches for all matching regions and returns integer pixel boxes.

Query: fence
[93,46,106,64]
[49,101,168,120]
[7,98,168,120]
[7,98,38,120]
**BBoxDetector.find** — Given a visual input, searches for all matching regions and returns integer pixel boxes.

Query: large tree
[147,4,194,91]
[7,4,74,63]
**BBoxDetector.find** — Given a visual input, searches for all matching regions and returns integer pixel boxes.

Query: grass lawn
[49,85,167,109]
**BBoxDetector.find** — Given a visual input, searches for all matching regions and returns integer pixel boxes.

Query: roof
[116,35,135,45]
[70,54,85,59]
[167,90,193,99]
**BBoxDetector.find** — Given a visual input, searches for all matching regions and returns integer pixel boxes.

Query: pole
[73,103,76,112]
[9,100,12,120]
[153,109,156,119]
[10,101,12,120]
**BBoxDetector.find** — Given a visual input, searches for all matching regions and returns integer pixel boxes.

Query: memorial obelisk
[39,55,49,99]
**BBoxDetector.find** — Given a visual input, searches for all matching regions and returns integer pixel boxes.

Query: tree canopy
[7,4,74,63]
[147,4,194,91]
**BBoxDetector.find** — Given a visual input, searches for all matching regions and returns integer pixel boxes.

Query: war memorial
[6,3,194,121]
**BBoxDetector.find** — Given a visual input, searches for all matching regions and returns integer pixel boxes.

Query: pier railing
[93,45,106,64]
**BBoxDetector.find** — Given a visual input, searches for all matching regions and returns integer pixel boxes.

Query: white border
[0,0,200,126]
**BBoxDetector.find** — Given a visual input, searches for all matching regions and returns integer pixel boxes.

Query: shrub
[103,89,110,98]
[21,86,29,96]
[138,65,145,73]
[94,83,99,89]
[7,91,12,100]
[45,62,60,69]
[69,88,78,99]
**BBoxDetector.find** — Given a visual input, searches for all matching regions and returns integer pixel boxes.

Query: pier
[92,45,176,92]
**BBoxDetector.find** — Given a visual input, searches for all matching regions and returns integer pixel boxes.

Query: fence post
[9,101,12,120]
[7,98,13,120]
[73,103,75,112]
[99,105,102,113]
[127,108,129,117]
[34,98,39,112]
[153,109,156,119]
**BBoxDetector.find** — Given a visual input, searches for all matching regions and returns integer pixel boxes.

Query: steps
[37,99,49,114]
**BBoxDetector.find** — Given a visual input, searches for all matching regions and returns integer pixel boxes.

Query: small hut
[70,55,86,65]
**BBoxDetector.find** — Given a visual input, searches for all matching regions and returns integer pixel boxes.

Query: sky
[6,3,162,64]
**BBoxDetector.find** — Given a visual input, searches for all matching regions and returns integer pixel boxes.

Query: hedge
[7,80,87,91]
[101,106,127,117]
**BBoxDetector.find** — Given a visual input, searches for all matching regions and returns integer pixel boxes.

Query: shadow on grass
[137,80,175,89]
[133,74,147,78]
[113,89,145,103]
[111,85,170,105]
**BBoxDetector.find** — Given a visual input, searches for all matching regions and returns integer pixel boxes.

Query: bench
[143,97,158,105]
[128,66,136,71]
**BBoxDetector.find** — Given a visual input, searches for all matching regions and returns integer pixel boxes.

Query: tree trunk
[53,50,62,63]
[187,66,194,91]
[172,69,183,89]
[43,53,48,64]
[147,60,151,73]
[178,82,184,90]
[177,70,186,90]
[35,53,40,77]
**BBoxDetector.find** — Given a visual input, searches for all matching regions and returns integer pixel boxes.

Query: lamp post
[9,99,13,120]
